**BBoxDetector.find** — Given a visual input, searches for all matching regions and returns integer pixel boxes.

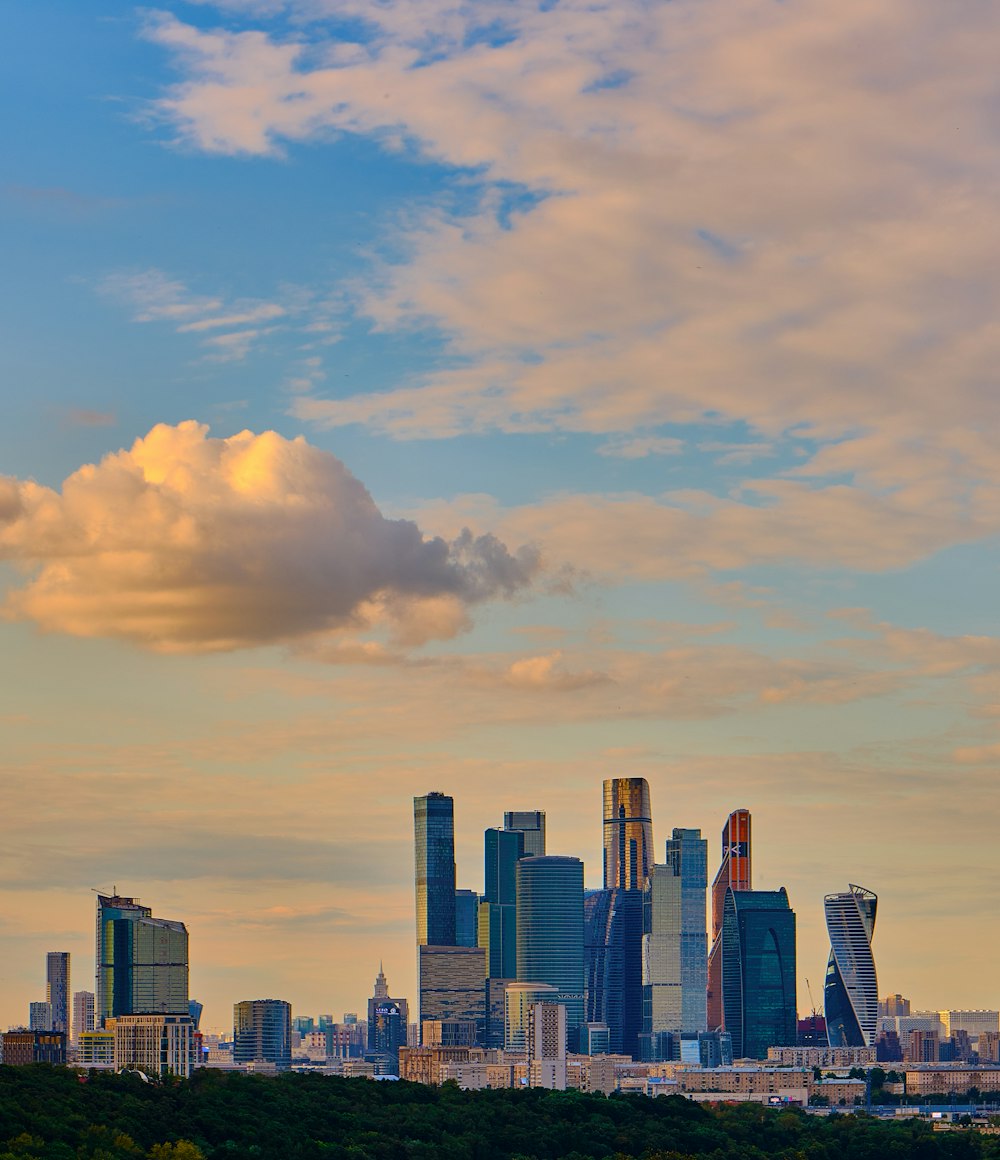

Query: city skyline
[4,0,1000,1037]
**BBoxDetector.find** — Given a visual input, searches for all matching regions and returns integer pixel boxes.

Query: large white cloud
[0,422,538,650]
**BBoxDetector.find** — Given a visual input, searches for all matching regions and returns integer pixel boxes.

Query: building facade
[642,827,708,1058]
[503,810,546,858]
[516,855,585,1047]
[95,893,188,1025]
[602,778,653,892]
[73,990,96,1041]
[114,1013,195,1078]
[418,945,486,1041]
[721,887,797,1060]
[233,999,292,1070]
[414,792,457,948]
[480,827,523,980]
[454,889,479,948]
[824,884,879,1048]
[707,809,751,1031]
[46,952,70,1036]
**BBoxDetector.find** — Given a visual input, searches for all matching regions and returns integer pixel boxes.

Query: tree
[148,1145,206,1160]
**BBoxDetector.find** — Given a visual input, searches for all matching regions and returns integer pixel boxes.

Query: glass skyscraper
[516,855,585,1046]
[720,886,797,1060]
[642,828,707,1056]
[602,778,653,891]
[455,889,479,948]
[707,808,751,1030]
[503,810,546,858]
[95,893,188,1026]
[480,827,523,979]
[46,952,70,1036]
[417,944,486,1038]
[824,884,878,1048]
[414,792,456,947]
[233,999,292,1070]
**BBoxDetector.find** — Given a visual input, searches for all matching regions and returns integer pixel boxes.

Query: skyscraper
[417,945,486,1040]
[414,793,456,947]
[46,952,70,1036]
[516,855,584,1047]
[454,888,479,947]
[720,886,797,1060]
[367,964,408,1073]
[504,810,546,858]
[480,827,523,979]
[642,828,708,1057]
[233,1000,292,1070]
[603,778,653,891]
[95,893,188,1025]
[824,884,878,1048]
[73,991,95,1041]
[707,809,751,1030]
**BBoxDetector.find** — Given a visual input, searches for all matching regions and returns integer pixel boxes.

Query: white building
[528,1002,567,1090]
[113,1014,196,1078]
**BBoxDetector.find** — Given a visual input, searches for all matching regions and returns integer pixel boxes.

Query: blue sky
[2,0,1000,1031]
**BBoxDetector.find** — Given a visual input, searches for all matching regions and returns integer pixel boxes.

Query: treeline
[1,1065,998,1160]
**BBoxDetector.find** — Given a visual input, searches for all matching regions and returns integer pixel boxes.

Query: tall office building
[46,952,70,1036]
[417,945,485,1040]
[414,793,456,947]
[73,991,95,1041]
[824,884,879,1048]
[707,809,751,1030]
[642,828,708,1057]
[480,827,523,979]
[504,811,546,858]
[233,999,292,1070]
[455,889,479,947]
[603,778,653,891]
[29,1002,53,1031]
[95,893,188,1025]
[367,964,409,1059]
[720,887,797,1059]
[516,855,584,1047]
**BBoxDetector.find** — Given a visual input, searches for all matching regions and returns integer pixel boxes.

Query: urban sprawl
[6,779,998,1119]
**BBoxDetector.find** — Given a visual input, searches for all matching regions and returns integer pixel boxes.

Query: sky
[2,0,1000,1034]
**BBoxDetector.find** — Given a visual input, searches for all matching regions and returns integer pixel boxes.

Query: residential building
[528,1002,567,1089]
[882,994,911,1017]
[418,945,485,1041]
[46,953,70,1036]
[979,1031,1000,1063]
[504,810,546,858]
[721,887,797,1060]
[77,1029,115,1067]
[95,893,188,1025]
[824,884,878,1048]
[505,982,560,1052]
[233,999,292,1071]
[706,809,751,1030]
[516,855,585,1047]
[414,792,456,948]
[73,991,95,1041]
[29,1001,53,1031]
[114,1013,195,1078]
[767,1045,876,1068]
[2,1030,66,1065]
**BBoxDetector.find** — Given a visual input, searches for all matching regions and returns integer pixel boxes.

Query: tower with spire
[367,963,409,1074]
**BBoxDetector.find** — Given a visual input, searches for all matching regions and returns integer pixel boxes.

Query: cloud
[63,408,117,428]
[597,435,684,460]
[145,0,1000,571]
[0,421,538,651]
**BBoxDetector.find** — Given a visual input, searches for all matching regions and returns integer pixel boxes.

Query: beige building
[113,1013,195,1079]
[77,1030,115,1068]
[939,1011,1000,1042]
[767,1046,876,1068]
[904,1067,1000,1096]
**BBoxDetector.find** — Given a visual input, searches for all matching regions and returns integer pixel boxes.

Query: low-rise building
[904,1067,1000,1097]
[77,1030,115,1068]
[1,1030,66,1065]
[767,1045,876,1068]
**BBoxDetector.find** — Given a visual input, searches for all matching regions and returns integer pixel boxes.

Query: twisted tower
[824,884,878,1047]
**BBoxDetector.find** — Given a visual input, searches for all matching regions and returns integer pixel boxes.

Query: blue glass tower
[480,827,523,979]
[516,855,584,1046]
[721,887,797,1060]
[414,792,456,947]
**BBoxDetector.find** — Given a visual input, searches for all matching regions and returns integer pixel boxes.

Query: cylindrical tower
[602,778,653,891]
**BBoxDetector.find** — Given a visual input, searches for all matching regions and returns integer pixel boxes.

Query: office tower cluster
[412,784,807,1069]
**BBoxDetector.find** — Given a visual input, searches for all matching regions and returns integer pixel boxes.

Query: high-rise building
[939,1010,1000,1041]
[46,953,70,1036]
[642,828,708,1056]
[528,1002,568,1089]
[504,981,559,1052]
[824,884,879,1048]
[95,893,188,1025]
[29,1002,53,1032]
[73,991,95,1041]
[455,889,479,947]
[707,809,751,1030]
[602,778,653,891]
[114,1013,195,1078]
[188,999,203,1030]
[417,945,485,1041]
[233,1000,292,1070]
[480,827,523,980]
[882,994,911,1017]
[367,964,409,1072]
[720,886,797,1060]
[414,793,456,947]
[503,811,546,858]
[516,855,584,1047]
